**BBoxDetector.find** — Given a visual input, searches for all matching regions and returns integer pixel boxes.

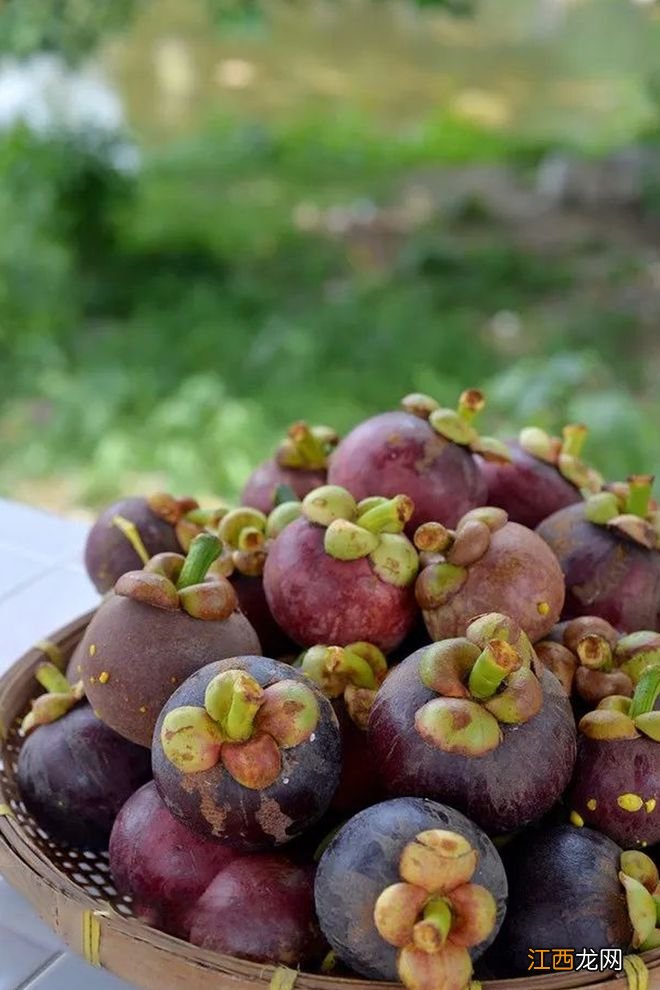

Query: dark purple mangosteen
[84,493,225,594]
[489,826,660,975]
[17,663,150,849]
[314,797,508,990]
[477,424,602,530]
[79,534,261,747]
[152,655,341,850]
[242,421,338,515]
[537,476,660,632]
[368,613,577,834]
[567,667,660,849]
[328,390,509,532]
[414,507,565,643]
[263,486,420,652]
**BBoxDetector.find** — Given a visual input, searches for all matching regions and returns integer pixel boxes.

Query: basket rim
[0,610,658,990]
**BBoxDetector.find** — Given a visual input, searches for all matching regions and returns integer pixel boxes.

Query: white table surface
[0,498,136,990]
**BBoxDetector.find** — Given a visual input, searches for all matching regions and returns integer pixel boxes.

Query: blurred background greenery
[1,0,659,518]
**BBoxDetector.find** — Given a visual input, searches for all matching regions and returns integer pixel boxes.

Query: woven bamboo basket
[0,611,658,990]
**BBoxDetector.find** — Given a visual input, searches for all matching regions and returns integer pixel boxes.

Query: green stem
[413,897,452,951]
[358,495,412,534]
[111,514,150,565]
[35,662,71,695]
[289,421,328,469]
[457,389,485,424]
[204,670,263,741]
[561,423,587,459]
[176,533,222,589]
[332,648,379,690]
[629,666,660,720]
[627,475,654,518]
[468,642,521,700]
[225,680,263,741]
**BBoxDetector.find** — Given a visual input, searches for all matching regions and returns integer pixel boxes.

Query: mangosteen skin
[79,595,261,748]
[230,572,296,659]
[368,651,576,835]
[331,702,384,814]
[537,502,660,632]
[109,781,236,937]
[328,410,487,532]
[568,736,660,849]
[188,854,324,966]
[478,441,581,530]
[17,704,151,850]
[421,521,565,643]
[314,797,508,981]
[490,826,631,976]
[242,460,326,516]
[152,656,341,851]
[263,516,418,652]
[84,497,181,594]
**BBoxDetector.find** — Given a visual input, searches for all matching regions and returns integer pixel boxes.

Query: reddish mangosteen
[300,641,388,812]
[328,390,509,532]
[84,493,226,594]
[263,486,420,652]
[314,797,507,989]
[415,507,565,643]
[79,534,261,747]
[242,421,339,514]
[368,613,577,834]
[477,423,602,530]
[537,475,660,632]
[109,780,236,936]
[210,504,302,658]
[17,664,151,849]
[567,668,660,849]
[152,655,341,850]
[490,826,660,975]
[187,854,324,966]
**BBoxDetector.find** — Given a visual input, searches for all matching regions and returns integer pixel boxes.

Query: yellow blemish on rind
[617,793,644,813]
[570,810,584,827]
[89,676,96,684]
[587,799,597,811]
[89,644,96,657]
[644,798,656,813]
[537,601,550,616]
[139,705,147,713]
[98,671,110,684]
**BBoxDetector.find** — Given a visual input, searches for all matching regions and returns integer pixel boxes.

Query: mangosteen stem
[629,666,660,720]
[358,495,413,535]
[457,389,485,424]
[331,648,379,690]
[468,641,521,701]
[412,897,452,952]
[176,533,222,590]
[288,421,328,469]
[627,475,654,518]
[204,669,264,742]
[111,514,150,566]
[35,662,71,696]
[561,424,587,458]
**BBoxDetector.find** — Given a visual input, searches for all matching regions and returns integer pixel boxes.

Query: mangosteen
[300,641,388,812]
[314,797,508,989]
[152,655,341,850]
[415,507,565,642]
[187,853,324,966]
[84,493,226,594]
[242,421,339,514]
[490,826,660,975]
[109,781,236,936]
[328,390,509,532]
[567,667,660,849]
[263,486,420,652]
[477,423,602,530]
[79,534,261,747]
[368,613,577,834]
[537,475,660,632]
[17,663,151,849]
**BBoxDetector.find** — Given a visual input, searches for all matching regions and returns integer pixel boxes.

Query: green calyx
[300,641,387,727]
[584,476,659,550]
[145,493,229,553]
[579,667,660,741]
[265,500,303,539]
[619,866,659,950]
[161,669,321,787]
[115,535,239,620]
[275,421,339,470]
[403,389,509,464]
[615,630,660,684]
[556,617,658,705]
[518,423,602,493]
[21,662,85,734]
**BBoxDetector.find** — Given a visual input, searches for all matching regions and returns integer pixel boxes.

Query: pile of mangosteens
[11,395,660,990]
